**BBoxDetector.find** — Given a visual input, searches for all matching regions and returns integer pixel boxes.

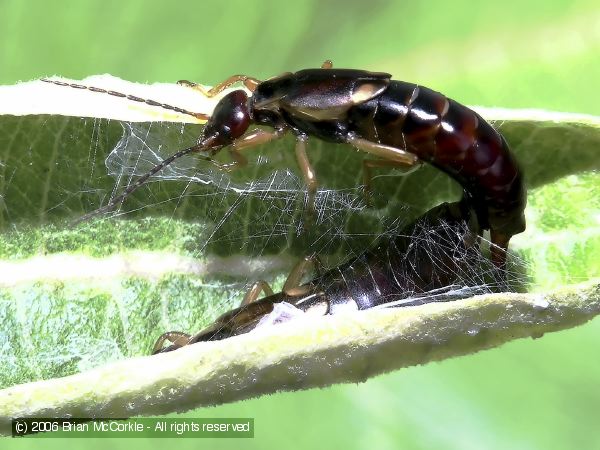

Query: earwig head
[200,90,251,152]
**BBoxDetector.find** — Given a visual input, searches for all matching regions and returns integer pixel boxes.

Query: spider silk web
[97,121,530,338]
[0,115,534,386]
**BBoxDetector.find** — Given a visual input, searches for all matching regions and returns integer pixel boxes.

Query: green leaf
[1,280,599,435]
[0,78,599,424]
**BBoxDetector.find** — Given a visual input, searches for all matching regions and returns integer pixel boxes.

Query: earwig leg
[243,253,323,304]
[283,254,324,296]
[151,331,191,354]
[347,135,419,166]
[222,128,287,171]
[241,280,275,306]
[227,148,248,169]
[294,135,318,219]
[232,128,286,154]
[490,231,510,269]
[321,60,333,69]
[233,128,286,150]
[178,75,261,97]
[209,128,287,173]
[362,159,422,205]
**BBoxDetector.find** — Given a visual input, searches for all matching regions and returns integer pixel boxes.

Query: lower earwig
[152,199,503,353]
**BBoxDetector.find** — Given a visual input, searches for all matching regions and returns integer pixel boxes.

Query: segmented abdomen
[176,201,492,344]
[349,81,526,239]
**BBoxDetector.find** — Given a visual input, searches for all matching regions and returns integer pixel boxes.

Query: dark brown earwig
[152,199,502,352]
[42,61,526,266]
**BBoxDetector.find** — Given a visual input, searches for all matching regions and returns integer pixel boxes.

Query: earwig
[152,199,497,353]
[42,61,526,266]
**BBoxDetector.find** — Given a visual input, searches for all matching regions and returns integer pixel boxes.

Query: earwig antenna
[41,77,221,224]
[41,78,210,121]
[73,135,221,225]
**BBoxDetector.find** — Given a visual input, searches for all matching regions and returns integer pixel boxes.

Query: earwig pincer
[152,199,495,353]
[42,60,526,266]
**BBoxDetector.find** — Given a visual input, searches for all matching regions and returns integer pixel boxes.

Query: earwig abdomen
[348,81,526,243]
[308,199,482,310]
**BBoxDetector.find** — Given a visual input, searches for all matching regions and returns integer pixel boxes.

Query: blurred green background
[1,0,599,448]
